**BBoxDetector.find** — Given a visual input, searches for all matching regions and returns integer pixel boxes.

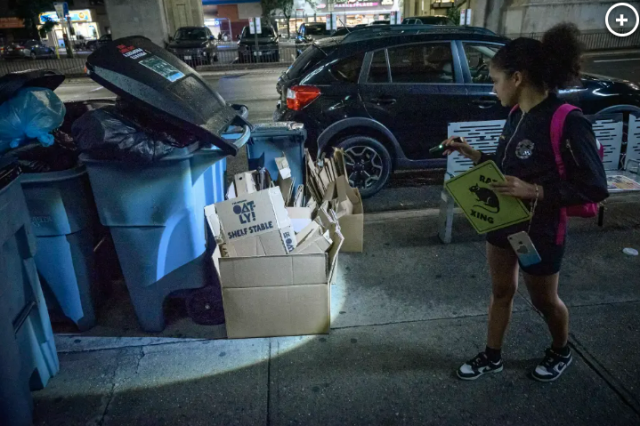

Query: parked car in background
[402,15,453,25]
[237,25,280,63]
[275,26,640,197]
[370,20,391,25]
[295,23,367,55]
[2,40,55,60]
[87,34,112,51]
[167,26,218,66]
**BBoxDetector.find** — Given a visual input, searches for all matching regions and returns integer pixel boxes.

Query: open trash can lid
[86,36,250,156]
[0,157,20,191]
[0,70,65,105]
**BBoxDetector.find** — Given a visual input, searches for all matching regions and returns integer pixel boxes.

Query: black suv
[167,27,218,65]
[275,26,640,197]
[238,25,280,63]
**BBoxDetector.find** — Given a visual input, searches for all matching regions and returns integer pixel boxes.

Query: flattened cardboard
[295,220,322,245]
[235,172,257,196]
[287,207,313,233]
[293,185,305,207]
[223,284,330,338]
[215,187,291,243]
[293,230,332,254]
[226,182,237,200]
[204,204,222,243]
[335,175,364,253]
[276,157,292,180]
[278,177,294,206]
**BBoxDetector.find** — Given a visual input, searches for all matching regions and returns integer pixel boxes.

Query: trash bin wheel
[335,135,392,198]
[185,286,225,326]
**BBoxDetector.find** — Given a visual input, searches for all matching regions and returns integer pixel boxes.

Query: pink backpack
[510,104,604,220]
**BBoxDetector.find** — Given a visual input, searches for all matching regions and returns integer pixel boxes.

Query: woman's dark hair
[491,23,583,91]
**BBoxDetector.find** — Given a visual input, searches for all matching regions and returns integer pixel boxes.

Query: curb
[583,48,640,57]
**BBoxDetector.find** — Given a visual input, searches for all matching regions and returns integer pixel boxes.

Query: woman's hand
[491,176,544,200]
[443,136,482,163]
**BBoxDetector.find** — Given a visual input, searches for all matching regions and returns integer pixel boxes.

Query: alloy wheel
[344,146,384,190]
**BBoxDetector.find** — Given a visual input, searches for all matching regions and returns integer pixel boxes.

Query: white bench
[438,113,640,244]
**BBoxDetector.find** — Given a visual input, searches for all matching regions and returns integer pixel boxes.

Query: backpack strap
[550,103,581,245]
[550,104,581,179]
[509,104,519,117]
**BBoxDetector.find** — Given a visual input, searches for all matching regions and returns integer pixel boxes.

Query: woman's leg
[523,271,572,382]
[457,242,519,380]
[486,242,520,349]
[523,272,568,348]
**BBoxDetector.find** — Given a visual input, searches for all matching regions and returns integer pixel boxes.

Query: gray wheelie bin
[0,158,59,426]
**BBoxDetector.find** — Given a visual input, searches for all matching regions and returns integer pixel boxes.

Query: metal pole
[64,17,74,58]
[254,23,259,63]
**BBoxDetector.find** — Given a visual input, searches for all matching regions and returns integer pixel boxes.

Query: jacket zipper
[501,111,526,170]
[565,139,579,166]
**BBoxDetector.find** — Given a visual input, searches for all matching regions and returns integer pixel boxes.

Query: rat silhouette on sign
[469,184,500,213]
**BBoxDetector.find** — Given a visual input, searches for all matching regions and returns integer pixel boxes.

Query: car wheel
[335,135,392,198]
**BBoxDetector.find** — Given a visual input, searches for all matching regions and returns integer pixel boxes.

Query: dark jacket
[479,93,609,245]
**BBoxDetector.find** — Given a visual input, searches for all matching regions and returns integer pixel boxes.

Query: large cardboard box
[218,228,343,339]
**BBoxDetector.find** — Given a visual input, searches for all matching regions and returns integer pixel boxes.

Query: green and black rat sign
[445,161,531,234]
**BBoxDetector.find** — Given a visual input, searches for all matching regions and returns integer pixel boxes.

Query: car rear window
[387,43,454,83]
[305,53,365,85]
[285,45,328,80]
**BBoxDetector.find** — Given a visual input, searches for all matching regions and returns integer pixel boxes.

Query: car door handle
[371,97,396,105]
[471,98,497,109]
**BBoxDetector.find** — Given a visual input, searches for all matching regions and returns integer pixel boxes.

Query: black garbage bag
[72,106,176,163]
[9,130,79,173]
[115,99,199,149]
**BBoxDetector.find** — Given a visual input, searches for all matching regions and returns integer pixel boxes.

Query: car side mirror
[236,34,240,40]
[209,35,215,41]
[169,36,174,42]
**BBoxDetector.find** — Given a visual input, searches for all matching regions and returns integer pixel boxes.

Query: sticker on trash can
[139,56,185,82]
[444,161,531,234]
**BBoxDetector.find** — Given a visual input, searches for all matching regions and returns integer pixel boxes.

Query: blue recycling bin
[246,122,307,187]
[80,145,229,332]
[20,165,101,331]
[0,160,59,426]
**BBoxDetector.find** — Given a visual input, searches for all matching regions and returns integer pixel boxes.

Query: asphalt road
[55,49,640,212]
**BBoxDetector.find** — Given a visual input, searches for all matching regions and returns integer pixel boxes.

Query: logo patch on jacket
[515,139,535,159]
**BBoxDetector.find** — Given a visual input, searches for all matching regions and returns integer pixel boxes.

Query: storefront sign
[53,2,69,20]
[39,9,93,24]
[334,0,380,8]
[0,17,24,29]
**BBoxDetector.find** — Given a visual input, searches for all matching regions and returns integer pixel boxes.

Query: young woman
[444,23,609,382]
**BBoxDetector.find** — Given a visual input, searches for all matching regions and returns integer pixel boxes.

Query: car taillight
[286,85,321,111]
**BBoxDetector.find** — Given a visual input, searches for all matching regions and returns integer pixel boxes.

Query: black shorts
[486,232,565,276]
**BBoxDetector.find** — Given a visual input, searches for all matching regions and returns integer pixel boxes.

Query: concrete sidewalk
[32,200,640,426]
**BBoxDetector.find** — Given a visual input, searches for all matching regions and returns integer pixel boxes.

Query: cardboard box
[215,187,291,243]
[225,226,296,257]
[219,240,343,338]
[216,217,344,339]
